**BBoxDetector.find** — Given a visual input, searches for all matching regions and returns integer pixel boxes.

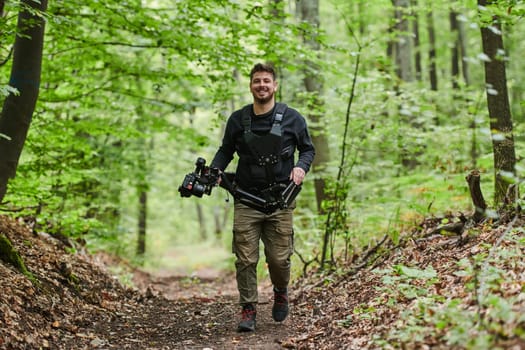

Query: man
[211,63,315,332]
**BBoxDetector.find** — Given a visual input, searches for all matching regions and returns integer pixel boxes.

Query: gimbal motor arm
[218,172,301,215]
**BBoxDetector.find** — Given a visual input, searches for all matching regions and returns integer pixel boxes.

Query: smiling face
[250,71,278,105]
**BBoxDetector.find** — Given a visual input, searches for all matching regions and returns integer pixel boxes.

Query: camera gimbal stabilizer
[178,157,301,215]
[218,172,301,214]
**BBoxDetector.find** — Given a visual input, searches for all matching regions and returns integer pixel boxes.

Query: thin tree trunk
[450,10,460,89]
[470,119,479,169]
[136,141,148,257]
[137,190,147,256]
[478,0,516,206]
[135,74,150,257]
[392,0,413,82]
[196,203,206,240]
[297,0,330,213]
[426,9,438,91]
[0,0,48,202]
[213,205,230,241]
[457,13,470,85]
[411,0,422,81]
[357,0,366,35]
[386,24,394,60]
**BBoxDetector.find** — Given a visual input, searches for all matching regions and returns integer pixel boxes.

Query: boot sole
[237,323,256,332]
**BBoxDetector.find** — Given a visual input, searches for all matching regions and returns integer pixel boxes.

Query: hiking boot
[237,304,256,332]
[272,287,289,322]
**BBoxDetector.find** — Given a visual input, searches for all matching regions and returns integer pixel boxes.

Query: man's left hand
[290,167,305,185]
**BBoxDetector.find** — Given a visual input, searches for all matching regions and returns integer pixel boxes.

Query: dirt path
[0,215,312,350]
[4,214,525,349]
[121,267,305,349]
[17,213,524,349]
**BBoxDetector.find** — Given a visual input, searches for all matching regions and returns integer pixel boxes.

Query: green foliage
[1,2,525,344]
[375,264,439,302]
[0,85,18,98]
[1,0,313,255]
[372,230,525,349]
[0,0,524,298]
[291,0,525,269]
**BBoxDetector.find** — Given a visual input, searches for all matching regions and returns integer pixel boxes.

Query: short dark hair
[249,63,276,81]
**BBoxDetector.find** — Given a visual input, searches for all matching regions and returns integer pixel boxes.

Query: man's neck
[253,100,275,116]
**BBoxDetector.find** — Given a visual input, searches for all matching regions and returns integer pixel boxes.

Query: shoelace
[241,308,256,320]
[274,291,288,305]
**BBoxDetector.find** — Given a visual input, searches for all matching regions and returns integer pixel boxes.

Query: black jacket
[211,103,315,192]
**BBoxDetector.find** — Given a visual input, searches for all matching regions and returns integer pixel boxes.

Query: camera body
[178,157,220,198]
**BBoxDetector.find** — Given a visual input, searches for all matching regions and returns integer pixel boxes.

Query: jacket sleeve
[210,116,236,171]
[295,116,315,173]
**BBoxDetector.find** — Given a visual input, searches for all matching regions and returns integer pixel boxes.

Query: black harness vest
[240,103,287,186]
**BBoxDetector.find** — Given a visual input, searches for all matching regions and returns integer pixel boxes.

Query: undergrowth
[372,226,525,349]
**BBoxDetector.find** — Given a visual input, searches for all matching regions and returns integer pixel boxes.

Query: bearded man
[211,63,315,332]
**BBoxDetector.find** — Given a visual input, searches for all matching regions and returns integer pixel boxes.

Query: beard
[252,88,274,104]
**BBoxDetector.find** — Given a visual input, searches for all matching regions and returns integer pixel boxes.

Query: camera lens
[192,183,206,197]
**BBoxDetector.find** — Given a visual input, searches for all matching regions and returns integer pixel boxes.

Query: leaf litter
[1,213,525,349]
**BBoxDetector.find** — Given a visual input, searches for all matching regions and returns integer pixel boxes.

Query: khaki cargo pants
[232,201,294,305]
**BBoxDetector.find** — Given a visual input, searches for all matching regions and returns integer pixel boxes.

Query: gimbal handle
[218,172,301,214]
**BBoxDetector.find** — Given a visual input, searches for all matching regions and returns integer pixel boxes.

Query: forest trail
[92,261,304,349]
[123,259,300,349]
[2,214,525,349]
[0,215,323,349]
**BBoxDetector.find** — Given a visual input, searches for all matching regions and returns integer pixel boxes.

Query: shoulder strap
[241,105,252,133]
[241,103,288,133]
[273,103,287,124]
[270,103,287,136]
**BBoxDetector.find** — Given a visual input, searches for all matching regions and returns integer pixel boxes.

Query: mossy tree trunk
[0,234,34,281]
[478,0,517,206]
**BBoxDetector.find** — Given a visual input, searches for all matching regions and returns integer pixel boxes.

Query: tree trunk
[392,0,413,82]
[135,77,150,257]
[196,203,206,240]
[466,170,487,223]
[450,10,460,89]
[426,9,438,91]
[136,131,148,258]
[411,0,422,81]
[137,190,147,256]
[357,0,366,35]
[470,119,479,169]
[0,0,48,202]
[457,12,470,86]
[478,0,516,206]
[0,234,33,280]
[297,0,330,213]
[213,206,230,241]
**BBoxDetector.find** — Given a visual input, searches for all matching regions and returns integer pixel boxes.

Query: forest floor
[1,213,525,349]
